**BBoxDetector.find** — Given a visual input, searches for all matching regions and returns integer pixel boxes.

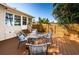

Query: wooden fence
[32,23,79,38]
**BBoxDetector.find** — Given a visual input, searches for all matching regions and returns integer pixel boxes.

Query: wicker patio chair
[17,32,28,48]
[28,43,50,55]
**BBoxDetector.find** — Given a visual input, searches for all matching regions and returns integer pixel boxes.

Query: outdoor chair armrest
[46,42,51,45]
[26,43,32,46]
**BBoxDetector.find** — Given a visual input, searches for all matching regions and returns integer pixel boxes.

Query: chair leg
[18,42,20,49]
[28,47,31,55]
[46,44,49,55]
[28,49,30,55]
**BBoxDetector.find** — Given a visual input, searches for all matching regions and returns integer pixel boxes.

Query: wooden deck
[0,36,79,55]
[52,36,79,55]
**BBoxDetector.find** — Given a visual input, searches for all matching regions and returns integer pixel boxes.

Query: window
[14,15,21,26]
[23,17,27,25]
[5,13,13,26]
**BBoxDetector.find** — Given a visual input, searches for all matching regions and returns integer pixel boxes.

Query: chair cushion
[19,34,26,41]
[31,29,37,35]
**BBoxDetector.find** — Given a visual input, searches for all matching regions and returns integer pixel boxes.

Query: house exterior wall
[4,7,27,39]
[0,5,5,41]
[0,5,33,41]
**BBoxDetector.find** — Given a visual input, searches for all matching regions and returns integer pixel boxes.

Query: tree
[52,3,79,25]
[52,3,79,35]
[38,17,49,24]
[46,18,49,24]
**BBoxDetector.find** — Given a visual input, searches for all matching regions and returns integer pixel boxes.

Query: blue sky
[7,3,54,22]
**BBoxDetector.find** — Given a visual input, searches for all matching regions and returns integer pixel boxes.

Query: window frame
[5,12,13,26]
[22,16,27,25]
[14,15,21,26]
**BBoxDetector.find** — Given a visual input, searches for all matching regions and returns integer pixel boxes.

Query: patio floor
[0,35,79,55]
[52,36,79,55]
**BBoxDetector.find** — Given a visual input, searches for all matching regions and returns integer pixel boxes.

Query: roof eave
[0,3,34,18]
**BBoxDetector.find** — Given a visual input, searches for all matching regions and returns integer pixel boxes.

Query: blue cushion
[19,34,26,41]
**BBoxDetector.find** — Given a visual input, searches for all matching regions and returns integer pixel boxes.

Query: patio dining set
[17,29,52,55]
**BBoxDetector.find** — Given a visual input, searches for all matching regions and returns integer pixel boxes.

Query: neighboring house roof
[0,3,34,18]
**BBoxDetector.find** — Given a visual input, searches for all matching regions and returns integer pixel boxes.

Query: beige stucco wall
[0,5,32,41]
[0,5,5,41]
[4,8,28,40]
